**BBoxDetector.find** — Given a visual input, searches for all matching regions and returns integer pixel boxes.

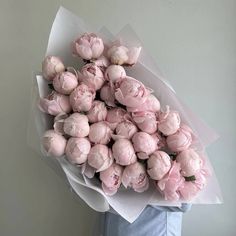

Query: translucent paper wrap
[27,7,223,223]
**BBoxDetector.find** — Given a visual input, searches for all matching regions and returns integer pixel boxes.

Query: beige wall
[0,0,235,235]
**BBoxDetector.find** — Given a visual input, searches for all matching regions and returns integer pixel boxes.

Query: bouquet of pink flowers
[28,7,222,223]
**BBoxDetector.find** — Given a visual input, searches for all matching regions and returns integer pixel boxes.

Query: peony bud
[65,137,91,165]
[87,144,113,172]
[78,63,105,91]
[132,132,157,159]
[122,162,149,193]
[63,113,90,138]
[157,107,181,136]
[112,139,137,166]
[132,111,157,134]
[38,91,71,116]
[89,122,112,145]
[53,71,78,95]
[87,100,107,123]
[147,151,171,180]
[42,130,67,157]
[176,149,203,177]
[100,163,123,196]
[70,84,95,112]
[72,33,104,60]
[105,65,126,83]
[166,125,193,152]
[42,56,65,81]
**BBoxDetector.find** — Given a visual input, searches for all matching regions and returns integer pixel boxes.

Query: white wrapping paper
[27,7,223,223]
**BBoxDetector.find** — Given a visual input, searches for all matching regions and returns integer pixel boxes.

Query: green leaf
[185,175,196,182]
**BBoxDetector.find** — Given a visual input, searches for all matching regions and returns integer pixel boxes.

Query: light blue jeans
[94,204,191,236]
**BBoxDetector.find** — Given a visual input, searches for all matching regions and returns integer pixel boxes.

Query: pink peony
[151,132,167,149]
[107,45,141,66]
[176,149,203,177]
[157,161,185,201]
[112,120,138,140]
[63,113,90,138]
[179,181,200,201]
[127,94,160,113]
[89,122,112,145]
[114,76,149,107]
[126,46,142,65]
[107,45,129,65]
[100,163,123,196]
[70,84,95,112]
[112,139,137,166]
[65,137,91,165]
[147,151,171,180]
[72,33,104,60]
[100,83,116,107]
[42,130,67,157]
[53,71,78,95]
[87,100,107,123]
[121,162,149,193]
[132,132,157,159]
[157,106,181,136]
[53,113,68,134]
[105,65,126,82]
[78,63,105,91]
[106,107,130,130]
[42,56,65,81]
[132,111,157,134]
[87,144,113,172]
[179,168,208,200]
[166,125,193,153]
[38,91,71,116]
[91,55,110,68]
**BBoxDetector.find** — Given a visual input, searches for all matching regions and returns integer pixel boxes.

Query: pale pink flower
[42,56,65,81]
[106,107,130,130]
[132,111,157,134]
[53,71,78,95]
[87,144,113,172]
[65,137,91,165]
[166,125,193,152]
[42,130,67,157]
[53,113,68,135]
[107,45,141,66]
[122,162,149,193]
[100,83,116,107]
[132,132,157,159]
[112,120,138,140]
[112,139,137,166]
[38,91,71,116]
[100,163,123,196]
[70,84,95,112]
[147,151,171,180]
[91,55,110,68]
[126,46,142,65]
[107,45,129,65]
[89,122,112,145]
[157,106,181,136]
[114,76,149,107]
[176,149,203,177]
[105,65,126,82]
[127,94,160,113]
[87,101,107,123]
[63,113,90,138]
[72,33,104,60]
[157,161,185,201]
[78,63,105,91]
